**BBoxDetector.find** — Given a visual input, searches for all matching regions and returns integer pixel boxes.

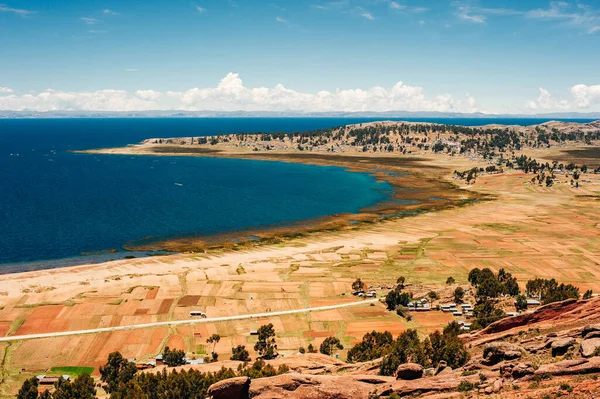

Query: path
[0,299,379,342]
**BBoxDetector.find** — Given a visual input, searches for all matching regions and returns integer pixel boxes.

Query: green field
[50,366,95,376]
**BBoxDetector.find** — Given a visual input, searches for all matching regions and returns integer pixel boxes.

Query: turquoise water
[1,117,594,272]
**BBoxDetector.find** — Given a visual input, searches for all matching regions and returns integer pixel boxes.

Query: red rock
[207,376,250,399]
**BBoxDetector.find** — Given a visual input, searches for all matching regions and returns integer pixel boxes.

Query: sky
[0,0,599,114]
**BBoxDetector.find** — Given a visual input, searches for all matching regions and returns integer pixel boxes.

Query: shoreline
[79,147,486,255]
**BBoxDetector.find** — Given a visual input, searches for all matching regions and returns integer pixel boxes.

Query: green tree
[352,278,365,292]
[347,331,394,363]
[206,334,221,356]
[163,346,187,367]
[427,291,440,306]
[583,290,593,300]
[17,377,39,399]
[230,345,250,362]
[472,298,506,329]
[254,323,278,360]
[52,374,96,399]
[320,337,344,356]
[396,276,406,288]
[453,287,465,304]
[446,276,456,285]
[99,351,137,393]
[515,295,528,312]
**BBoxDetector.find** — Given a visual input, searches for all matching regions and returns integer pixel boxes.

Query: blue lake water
[0,117,595,270]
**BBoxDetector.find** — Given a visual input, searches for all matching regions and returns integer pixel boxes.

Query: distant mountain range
[1,110,599,120]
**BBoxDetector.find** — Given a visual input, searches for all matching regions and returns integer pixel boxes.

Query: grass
[7,318,25,336]
[50,366,95,376]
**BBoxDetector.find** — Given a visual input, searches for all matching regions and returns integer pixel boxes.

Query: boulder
[396,363,424,380]
[550,337,576,357]
[585,331,600,339]
[436,366,453,377]
[580,338,600,358]
[535,357,600,377]
[493,378,503,392]
[582,325,600,339]
[483,342,523,365]
[500,362,534,379]
[207,376,250,399]
[511,363,535,379]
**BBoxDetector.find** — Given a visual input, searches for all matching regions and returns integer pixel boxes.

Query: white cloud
[102,9,118,15]
[81,17,98,25]
[136,90,162,101]
[526,85,600,111]
[389,1,404,10]
[0,73,480,113]
[195,6,206,12]
[0,87,13,93]
[275,16,287,23]
[0,4,34,15]
[361,12,374,20]
[452,2,521,24]
[527,2,600,34]
[570,84,600,108]
[165,72,476,113]
[0,89,160,112]
[124,68,139,72]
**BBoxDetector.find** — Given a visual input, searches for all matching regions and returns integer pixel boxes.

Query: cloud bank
[0,73,479,113]
[528,84,600,111]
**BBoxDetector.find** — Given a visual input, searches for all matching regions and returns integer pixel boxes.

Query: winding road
[0,299,379,342]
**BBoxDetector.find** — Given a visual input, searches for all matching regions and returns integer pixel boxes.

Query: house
[366,290,377,298]
[249,330,258,336]
[186,358,205,365]
[452,311,463,316]
[155,354,164,366]
[38,377,63,385]
[526,299,541,306]
[190,310,207,318]
[506,311,520,317]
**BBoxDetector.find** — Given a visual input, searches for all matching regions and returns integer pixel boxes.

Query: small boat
[174,183,183,186]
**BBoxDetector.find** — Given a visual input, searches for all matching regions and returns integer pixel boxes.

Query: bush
[230,345,250,362]
[457,380,476,392]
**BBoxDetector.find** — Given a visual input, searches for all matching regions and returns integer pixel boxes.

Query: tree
[385,288,411,310]
[352,278,366,292]
[307,343,316,353]
[254,323,278,360]
[17,377,38,399]
[467,268,481,286]
[472,298,506,329]
[320,337,344,356]
[446,276,456,285]
[99,351,137,393]
[583,290,593,300]
[53,374,96,399]
[515,295,528,312]
[207,334,221,356]
[298,347,306,354]
[396,276,406,288]
[163,346,187,367]
[427,291,440,306]
[347,331,394,363]
[230,345,250,362]
[453,287,465,304]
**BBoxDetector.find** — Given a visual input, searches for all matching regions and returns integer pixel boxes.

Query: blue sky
[0,0,599,113]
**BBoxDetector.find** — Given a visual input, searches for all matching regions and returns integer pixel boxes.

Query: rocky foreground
[207,297,600,399]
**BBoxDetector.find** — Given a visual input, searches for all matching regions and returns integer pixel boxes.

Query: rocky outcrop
[582,325,600,339]
[207,376,250,399]
[499,362,535,379]
[396,363,424,380]
[250,373,387,399]
[550,337,576,357]
[535,357,600,376]
[483,342,522,365]
[580,338,600,358]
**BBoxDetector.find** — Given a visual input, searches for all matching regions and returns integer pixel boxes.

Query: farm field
[0,149,599,397]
